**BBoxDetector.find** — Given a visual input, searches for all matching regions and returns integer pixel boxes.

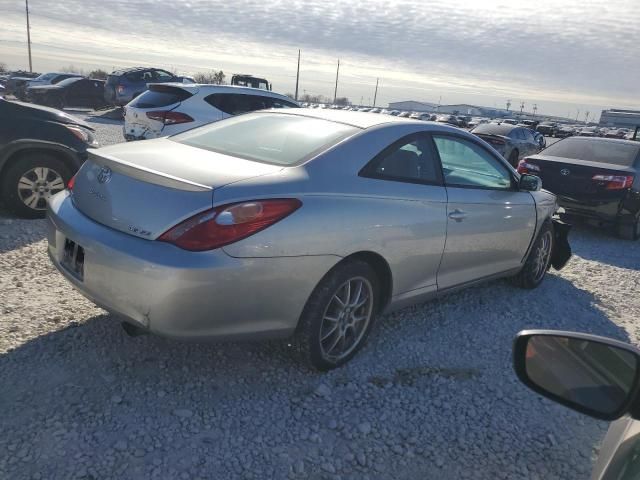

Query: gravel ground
[0,114,638,479]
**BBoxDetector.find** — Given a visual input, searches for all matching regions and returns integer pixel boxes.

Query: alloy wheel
[532,230,553,282]
[17,167,65,211]
[319,277,374,362]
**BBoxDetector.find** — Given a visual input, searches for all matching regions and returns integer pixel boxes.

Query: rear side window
[130,86,193,108]
[172,112,359,166]
[542,138,640,166]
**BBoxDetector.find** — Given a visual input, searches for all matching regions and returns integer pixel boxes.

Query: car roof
[149,83,295,100]
[264,108,435,129]
[110,67,168,75]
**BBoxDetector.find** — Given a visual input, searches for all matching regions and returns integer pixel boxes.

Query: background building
[599,109,640,128]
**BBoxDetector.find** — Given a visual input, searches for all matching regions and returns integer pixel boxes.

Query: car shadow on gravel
[0,273,630,479]
[0,209,47,254]
[568,222,640,270]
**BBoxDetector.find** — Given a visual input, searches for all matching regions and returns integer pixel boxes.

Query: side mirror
[519,174,542,192]
[514,330,640,421]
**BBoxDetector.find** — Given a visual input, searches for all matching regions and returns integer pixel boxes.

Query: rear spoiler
[87,150,211,192]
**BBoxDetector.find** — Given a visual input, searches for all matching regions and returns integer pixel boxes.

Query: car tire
[511,222,554,289]
[507,149,519,167]
[616,218,640,241]
[0,153,73,218]
[293,260,380,371]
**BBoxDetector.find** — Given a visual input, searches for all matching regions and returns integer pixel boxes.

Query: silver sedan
[47,109,568,370]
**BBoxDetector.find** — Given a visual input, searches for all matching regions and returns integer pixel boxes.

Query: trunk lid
[70,138,283,239]
[526,154,635,201]
[124,84,197,139]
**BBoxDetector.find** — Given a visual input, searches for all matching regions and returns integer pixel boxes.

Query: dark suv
[0,98,97,217]
[104,67,194,106]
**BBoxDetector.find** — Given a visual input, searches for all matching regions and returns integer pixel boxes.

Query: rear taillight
[116,85,125,94]
[517,159,541,174]
[158,199,302,251]
[67,174,77,191]
[592,174,634,190]
[146,111,194,125]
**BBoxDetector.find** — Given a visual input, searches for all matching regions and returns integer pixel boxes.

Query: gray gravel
[0,114,639,479]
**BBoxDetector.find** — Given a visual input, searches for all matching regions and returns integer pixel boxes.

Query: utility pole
[520,101,525,114]
[575,109,580,121]
[25,0,33,72]
[372,78,379,107]
[333,59,340,104]
[533,104,538,116]
[506,99,511,112]
[294,49,300,101]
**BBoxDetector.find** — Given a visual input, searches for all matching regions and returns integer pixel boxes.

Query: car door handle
[448,209,467,222]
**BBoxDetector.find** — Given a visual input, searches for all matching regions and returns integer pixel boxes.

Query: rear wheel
[617,217,640,241]
[512,222,554,289]
[507,149,519,167]
[1,153,73,218]
[294,260,379,370]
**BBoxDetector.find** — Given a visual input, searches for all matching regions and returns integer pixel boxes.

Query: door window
[433,135,513,190]
[361,134,440,184]
[153,70,175,82]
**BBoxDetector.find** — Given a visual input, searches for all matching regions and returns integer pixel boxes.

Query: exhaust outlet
[121,322,148,337]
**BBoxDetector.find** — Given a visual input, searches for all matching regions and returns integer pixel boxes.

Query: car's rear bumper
[47,191,339,340]
[558,193,639,226]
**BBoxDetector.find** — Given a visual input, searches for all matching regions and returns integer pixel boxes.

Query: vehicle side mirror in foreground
[519,174,542,192]
[514,330,640,421]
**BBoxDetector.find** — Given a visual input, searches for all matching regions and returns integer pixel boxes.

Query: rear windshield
[472,124,514,136]
[542,138,640,166]
[130,86,193,108]
[172,112,359,165]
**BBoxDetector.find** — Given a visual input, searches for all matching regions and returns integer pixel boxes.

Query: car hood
[10,100,93,130]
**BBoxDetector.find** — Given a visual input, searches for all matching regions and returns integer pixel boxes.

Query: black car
[435,114,460,127]
[536,122,556,136]
[27,78,108,110]
[518,137,640,239]
[0,98,97,217]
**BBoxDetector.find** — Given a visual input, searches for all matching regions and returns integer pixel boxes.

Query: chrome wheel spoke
[321,323,339,341]
[23,193,39,208]
[34,167,49,182]
[18,177,35,190]
[48,177,65,191]
[325,331,344,355]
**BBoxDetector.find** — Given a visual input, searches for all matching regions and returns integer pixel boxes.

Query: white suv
[123,84,299,140]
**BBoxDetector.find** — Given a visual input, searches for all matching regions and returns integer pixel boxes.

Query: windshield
[543,138,640,166]
[172,112,359,165]
[35,73,56,81]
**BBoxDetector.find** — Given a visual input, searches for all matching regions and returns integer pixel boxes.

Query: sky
[1,0,639,120]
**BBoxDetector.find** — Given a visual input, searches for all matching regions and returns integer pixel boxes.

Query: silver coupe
[47,109,570,370]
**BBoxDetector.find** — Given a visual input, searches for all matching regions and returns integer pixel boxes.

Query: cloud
[1,0,638,115]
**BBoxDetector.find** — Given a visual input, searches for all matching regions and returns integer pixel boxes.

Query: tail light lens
[146,111,194,125]
[517,159,541,174]
[158,199,302,251]
[592,174,634,190]
[67,174,77,190]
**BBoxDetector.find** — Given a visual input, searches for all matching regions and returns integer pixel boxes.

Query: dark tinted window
[130,86,193,108]
[542,138,640,166]
[153,70,175,82]
[362,135,440,184]
[473,124,515,136]
[55,77,83,88]
[173,113,359,166]
[125,71,145,82]
[204,93,296,115]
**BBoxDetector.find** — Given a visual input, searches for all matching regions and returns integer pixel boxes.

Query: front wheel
[511,223,554,289]
[0,153,73,218]
[294,260,379,370]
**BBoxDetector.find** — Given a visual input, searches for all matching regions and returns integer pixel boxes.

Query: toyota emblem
[97,166,112,184]
[560,168,570,176]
